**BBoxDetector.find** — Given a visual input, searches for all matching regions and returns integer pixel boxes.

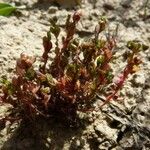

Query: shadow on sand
[1,116,87,150]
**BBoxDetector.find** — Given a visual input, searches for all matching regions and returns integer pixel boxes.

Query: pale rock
[94,121,118,141]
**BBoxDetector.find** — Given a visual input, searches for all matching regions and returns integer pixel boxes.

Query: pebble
[99,141,111,149]
[132,73,145,87]
[48,6,58,14]
[94,121,117,141]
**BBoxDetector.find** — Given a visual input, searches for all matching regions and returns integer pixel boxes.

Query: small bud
[133,57,142,65]
[19,53,36,68]
[43,36,52,53]
[72,38,80,46]
[50,26,60,38]
[47,31,51,40]
[69,42,77,52]
[95,17,107,41]
[95,24,101,34]
[20,52,27,60]
[49,17,58,26]
[95,55,104,67]
[73,10,82,22]
[25,57,36,68]
[113,73,124,85]
[98,16,107,32]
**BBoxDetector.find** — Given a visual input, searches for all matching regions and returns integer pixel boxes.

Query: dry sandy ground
[0,0,150,149]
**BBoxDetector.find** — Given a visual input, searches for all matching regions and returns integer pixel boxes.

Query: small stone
[97,137,103,143]
[103,3,115,10]
[47,137,51,143]
[132,73,145,87]
[76,139,80,146]
[55,0,82,8]
[94,121,117,141]
[121,0,131,8]
[48,6,58,14]
[99,141,111,149]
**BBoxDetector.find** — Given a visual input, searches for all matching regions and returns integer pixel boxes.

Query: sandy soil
[0,0,150,149]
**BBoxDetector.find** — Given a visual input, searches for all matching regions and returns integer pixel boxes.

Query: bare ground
[0,0,150,149]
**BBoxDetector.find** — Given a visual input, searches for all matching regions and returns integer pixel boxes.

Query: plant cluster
[0,11,148,125]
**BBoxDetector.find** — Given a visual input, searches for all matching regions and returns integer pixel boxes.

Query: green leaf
[96,55,104,67]
[50,26,60,38]
[0,75,8,85]
[0,3,16,16]
[25,68,36,80]
[46,73,56,86]
[0,3,12,9]
[47,31,51,40]
[41,87,50,94]
[0,75,15,95]
[106,70,114,82]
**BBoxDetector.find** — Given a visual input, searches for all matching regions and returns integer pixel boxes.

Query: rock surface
[0,0,150,149]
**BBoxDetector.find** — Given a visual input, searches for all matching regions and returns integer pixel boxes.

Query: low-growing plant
[0,11,148,125]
